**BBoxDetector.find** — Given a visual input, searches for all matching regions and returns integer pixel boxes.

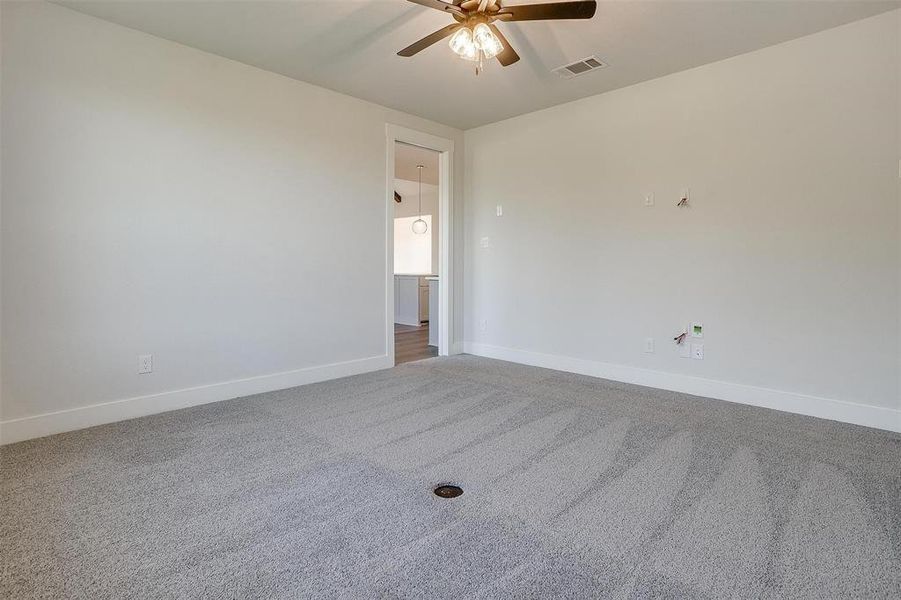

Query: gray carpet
[2,355,899,599]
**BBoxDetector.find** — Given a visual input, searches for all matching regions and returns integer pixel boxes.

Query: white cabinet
[394,275,419,326]
[419,286,429,322]
[394,275,431,326]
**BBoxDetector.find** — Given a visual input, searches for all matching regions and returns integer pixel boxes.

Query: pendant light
[412,164,428,234]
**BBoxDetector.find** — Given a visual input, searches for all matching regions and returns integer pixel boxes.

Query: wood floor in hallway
[394,323,437,365]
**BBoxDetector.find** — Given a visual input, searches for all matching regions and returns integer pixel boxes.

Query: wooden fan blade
[398,23,462,57]
[405,0,465,16]
[488,24,520,66]
[497,1,596,21]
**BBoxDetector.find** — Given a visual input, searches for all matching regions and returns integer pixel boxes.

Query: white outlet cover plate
[691,343,704,360]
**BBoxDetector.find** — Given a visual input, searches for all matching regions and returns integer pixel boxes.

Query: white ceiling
[396,142,440,184]
[58,0,899,129]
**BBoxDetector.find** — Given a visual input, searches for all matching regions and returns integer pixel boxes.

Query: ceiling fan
[398,0,597,72]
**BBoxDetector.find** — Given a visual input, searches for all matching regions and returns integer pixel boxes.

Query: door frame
[385,124,455,363]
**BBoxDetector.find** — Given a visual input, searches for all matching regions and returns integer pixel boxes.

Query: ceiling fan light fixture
[460,40,481,62]
[399,0,598,73]
[481,40,502,60]
[449,27,475,57]
[473,23,503,59]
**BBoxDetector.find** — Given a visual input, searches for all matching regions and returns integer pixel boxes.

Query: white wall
[0,1,464,441]
[464,11,901,430]
[394,178,439,274]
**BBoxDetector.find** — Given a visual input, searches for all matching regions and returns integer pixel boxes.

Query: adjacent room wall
[464,11,901,430]
[394,179,439,275]
[0,1,464,441]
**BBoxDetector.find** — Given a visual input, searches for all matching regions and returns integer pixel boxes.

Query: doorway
[393,142,438,364]
[385,125,454,365]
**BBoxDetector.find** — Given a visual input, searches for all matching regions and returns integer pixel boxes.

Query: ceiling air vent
[553,56,607,79]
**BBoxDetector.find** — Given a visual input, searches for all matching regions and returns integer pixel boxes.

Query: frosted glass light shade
[473,23,503,59]
[449,27,474,55]
[412,218,428,234]
[450,27,479,62]
[459,42,480,62]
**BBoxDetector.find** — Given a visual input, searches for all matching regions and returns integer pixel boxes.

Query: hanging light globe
[412,164,428,234]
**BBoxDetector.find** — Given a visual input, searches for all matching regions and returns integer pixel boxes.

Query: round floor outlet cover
[433,484,463,498]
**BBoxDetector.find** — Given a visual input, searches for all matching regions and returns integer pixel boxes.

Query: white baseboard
[0,354,393,445]
[463,342,901,433]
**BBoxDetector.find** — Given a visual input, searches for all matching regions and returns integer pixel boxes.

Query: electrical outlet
[644,338,655,353]
[644,193,654,207]
[479,319,488,332]
[138,354,153,374]
[496,205,503,217]
[691,344,704,360]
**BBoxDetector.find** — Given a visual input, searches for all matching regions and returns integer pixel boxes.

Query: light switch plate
[496,205,503,217]
[644,193,654,207]
[480,237,490,249]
